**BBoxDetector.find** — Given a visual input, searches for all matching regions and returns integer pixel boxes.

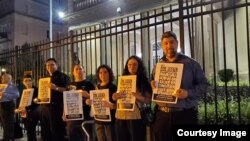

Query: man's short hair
[46,58,57,63]
[161,31,177,41]
[1,73,12,81]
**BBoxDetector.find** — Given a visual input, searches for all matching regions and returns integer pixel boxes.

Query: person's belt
[158,106,184,112]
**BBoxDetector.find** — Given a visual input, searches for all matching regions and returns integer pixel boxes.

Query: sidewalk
[0,125,42,141]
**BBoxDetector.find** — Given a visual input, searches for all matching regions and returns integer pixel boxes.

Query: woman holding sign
[112,56,152,141]
[86,65,117,141]
[65,64,95,141]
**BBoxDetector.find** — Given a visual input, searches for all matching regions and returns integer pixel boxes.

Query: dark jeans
[0,101,15,141]
[40,104,66,141]
[116,119,146,141]
[152,108,198,141]
[23,106,40,141]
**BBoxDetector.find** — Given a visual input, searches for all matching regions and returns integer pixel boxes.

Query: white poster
[63,90,83,120]
[18,88,34,111]
[152,63,183,104]
[38,77,51,104]
[117,75,136,111]
[90,89,111,122]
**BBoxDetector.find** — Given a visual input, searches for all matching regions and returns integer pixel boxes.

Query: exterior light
[1,68,6,72]
[58,11,65,18]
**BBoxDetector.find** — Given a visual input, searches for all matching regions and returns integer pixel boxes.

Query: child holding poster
[112,56,152,141]
[86,64,117,141]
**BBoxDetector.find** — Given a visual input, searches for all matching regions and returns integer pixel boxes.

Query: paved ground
[0,124,42,141]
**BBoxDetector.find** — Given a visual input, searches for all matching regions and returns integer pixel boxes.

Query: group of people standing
[0,31,208,141]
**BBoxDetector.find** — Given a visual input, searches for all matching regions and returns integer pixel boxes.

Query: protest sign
[152,63,183,104]
[63,90,83,120]
[90,89,111,122]
[38,77,51,104]
[18,88,34,111]
[117,75,136,111]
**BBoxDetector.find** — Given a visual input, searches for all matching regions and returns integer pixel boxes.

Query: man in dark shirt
[40,58,70,141]
[151,31,208,141]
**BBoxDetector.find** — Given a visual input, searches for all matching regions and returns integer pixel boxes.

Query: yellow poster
[117,75,136,111]
[0,84,8,99]
[18,88,34,111]
[38,77,51,104]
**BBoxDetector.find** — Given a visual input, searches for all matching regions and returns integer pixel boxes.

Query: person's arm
[186,62,208,99]
[132,91,151,104]
[50,83,67,93]
[50,74,71,93]
[3,84,19,100]
[112,92,123,101]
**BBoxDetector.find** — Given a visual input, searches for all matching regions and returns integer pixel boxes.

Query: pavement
[0,123,42,141]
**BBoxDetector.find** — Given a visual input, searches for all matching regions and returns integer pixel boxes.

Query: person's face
[1,74,10,84]
[73,65,85,80]
[46,60,58,74]
[127,58,138,75]
[161,36,178,59]
[23,78,32,88]
[99,68,109,84]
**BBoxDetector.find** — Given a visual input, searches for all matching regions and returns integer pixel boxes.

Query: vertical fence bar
[245,0,250,86]
[232,0,241,124]
[210,1,220,124]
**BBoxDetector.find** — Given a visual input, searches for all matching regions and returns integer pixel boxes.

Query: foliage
[207,75,249,86]
[216,80,249,87]
[218,69,234,83]
[198,97,250,124]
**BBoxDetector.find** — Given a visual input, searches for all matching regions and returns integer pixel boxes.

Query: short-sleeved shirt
[69,80,95,120]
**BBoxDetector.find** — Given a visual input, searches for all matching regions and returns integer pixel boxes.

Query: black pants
[40,104,66,141]
[116,119,146,141]
[152,108,198,141]
[0,101,15,141]
[23,106,40,141]
[66,120,94,141]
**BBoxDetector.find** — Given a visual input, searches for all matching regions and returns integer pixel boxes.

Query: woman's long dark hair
[123,55,149,91]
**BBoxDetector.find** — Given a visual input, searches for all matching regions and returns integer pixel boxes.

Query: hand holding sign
[112,92,123,100]
[79,90,90,98]
[102,100,114,109]
[85,99,92,105]
[172,89,188,99]
[151,80,158,90]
